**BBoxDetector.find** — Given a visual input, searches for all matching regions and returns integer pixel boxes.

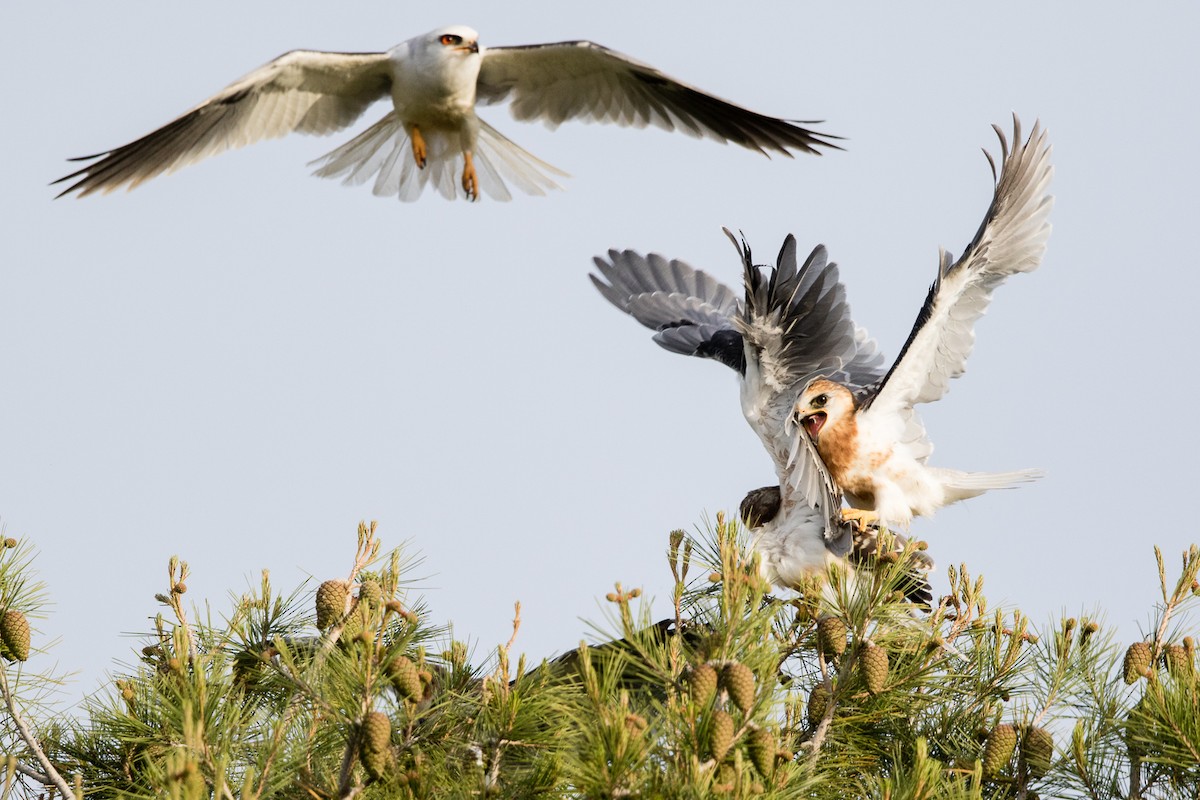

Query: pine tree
[0,518,1197,798]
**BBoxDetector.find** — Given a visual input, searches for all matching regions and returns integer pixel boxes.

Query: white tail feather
[935,467,1044,503]
[308,114,567,202]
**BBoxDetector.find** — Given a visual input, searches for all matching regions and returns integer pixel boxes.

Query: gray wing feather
[478,41,841,156]
[734,230,887,396]
[863,116,1053,422]
[590,250,745,368]
[55,51,393,197]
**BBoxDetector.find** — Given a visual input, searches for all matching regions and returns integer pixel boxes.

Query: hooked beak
[799,412,827,439]
[459,41,480,54]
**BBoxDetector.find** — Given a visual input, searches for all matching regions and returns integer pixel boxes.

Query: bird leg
[409,125,427,169]
[461,151,479,201]
[841,508,880,529]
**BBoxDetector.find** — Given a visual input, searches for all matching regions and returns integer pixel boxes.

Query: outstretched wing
[55,51,393,197]
[735,231,887,397]
[861,116,1053,427]
[478,41,841,157]
[590,250,746,372]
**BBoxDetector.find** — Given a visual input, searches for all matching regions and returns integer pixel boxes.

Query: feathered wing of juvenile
[861,116,1054,435]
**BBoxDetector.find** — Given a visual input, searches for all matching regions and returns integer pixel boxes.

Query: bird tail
[308,113,566,201]
[934,467,1043,503]
[472,120,568,199]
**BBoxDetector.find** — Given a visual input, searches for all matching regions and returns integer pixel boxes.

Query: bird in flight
[789,117,1052,532]
[54,25,840,201]
[591,229,890,591]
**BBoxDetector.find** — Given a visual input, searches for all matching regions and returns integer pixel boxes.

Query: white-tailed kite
[590,232,893,591]
[54,25,840,201]
[791,117,1053,531]
[739,485,933,605]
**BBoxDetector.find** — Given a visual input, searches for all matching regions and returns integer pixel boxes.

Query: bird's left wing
[477,41,841,157]
[55,50,393,197]
[590,250,746,372]
[861,116,1053,425]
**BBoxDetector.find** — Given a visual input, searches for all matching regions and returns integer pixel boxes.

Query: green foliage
[0,518,1198,798]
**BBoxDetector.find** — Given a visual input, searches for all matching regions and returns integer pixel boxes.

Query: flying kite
[790,118,1052,531]
[54,25,839,201]
[591,231,890,591]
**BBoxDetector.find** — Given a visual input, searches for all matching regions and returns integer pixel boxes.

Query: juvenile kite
[591,230,892,590]
[790,117,1053,531]
[54,25,839,201]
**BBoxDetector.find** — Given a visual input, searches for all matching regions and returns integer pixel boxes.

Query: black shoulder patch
[696,329,746,374]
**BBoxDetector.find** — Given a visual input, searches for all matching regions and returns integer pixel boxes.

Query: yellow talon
[461,151,478,201]
[841,508,879,529]
[410,125,427,169]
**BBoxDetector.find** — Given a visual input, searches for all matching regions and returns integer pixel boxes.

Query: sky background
[2,2,1198,707]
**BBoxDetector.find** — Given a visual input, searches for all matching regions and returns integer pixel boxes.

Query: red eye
[439,34,462,46]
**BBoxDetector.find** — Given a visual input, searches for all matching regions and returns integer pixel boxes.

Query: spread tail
[309,114,566,201]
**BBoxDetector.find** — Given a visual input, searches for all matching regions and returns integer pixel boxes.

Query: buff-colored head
[793,379,856,440]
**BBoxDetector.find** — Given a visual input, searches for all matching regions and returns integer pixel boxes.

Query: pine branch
[0,668,75,798]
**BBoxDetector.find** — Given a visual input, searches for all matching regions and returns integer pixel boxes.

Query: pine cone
[746,726,775,778]
[1021,725,1053,779]
[1162,643,1193,677]
[722,662,756,714]
[358,579,383,609]
[339,599,367,645]
[859,642,889,694]
[0,610,30,662]
[687,662,718,704]
[316,580,349,629]
[388,655,423,700]
[806,684,829,727]
[1122,641,1153,684]
[817,617,848,658]
[359,711,392,780]
[981,723,1018,777]
[709,710,735,762]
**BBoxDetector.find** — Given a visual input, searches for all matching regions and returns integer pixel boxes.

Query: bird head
[793,379,854,440]
[432,25,480,55]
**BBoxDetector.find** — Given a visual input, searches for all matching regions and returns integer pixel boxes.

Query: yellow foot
[461,151,478,201]
[841,508,879,529]
[410,125,427,169]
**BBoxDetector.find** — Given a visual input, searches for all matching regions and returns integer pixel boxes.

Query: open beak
[800,412,827,439]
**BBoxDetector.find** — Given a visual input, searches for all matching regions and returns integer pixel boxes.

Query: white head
[427,25,480,56]
[793,379,856,440]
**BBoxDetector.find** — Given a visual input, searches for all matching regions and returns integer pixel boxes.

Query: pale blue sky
[2,2,1198,703]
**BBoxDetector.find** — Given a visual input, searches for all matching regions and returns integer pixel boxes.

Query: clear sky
[2,2,1198,705]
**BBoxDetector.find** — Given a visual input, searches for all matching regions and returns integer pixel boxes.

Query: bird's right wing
[55,50,394,197]
[590,250,746,372]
